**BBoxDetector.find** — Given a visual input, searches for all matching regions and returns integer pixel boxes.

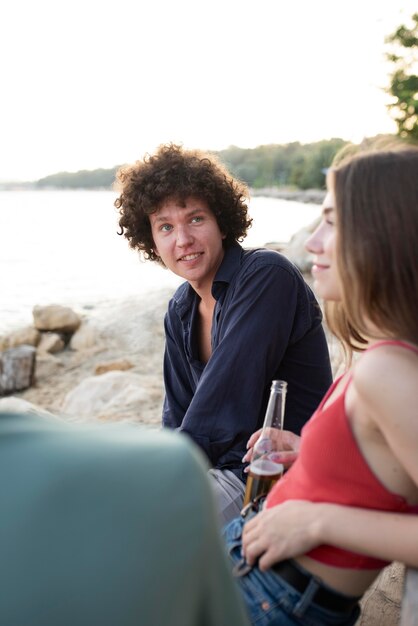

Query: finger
[243,537,266,565]
[282,431,301,451]
[268,451,298,467]
[246,429,262,449]
[242,449,251,463]
[258,549,281,571]
[242,513,263,534]
[242,522,261,549]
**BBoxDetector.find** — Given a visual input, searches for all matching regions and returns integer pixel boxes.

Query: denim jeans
[223,517,361,626]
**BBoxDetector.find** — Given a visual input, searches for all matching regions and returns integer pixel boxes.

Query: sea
[0,190,320,334]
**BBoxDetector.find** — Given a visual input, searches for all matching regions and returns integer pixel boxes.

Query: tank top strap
[317,370,352,413]
[365,340,418,355]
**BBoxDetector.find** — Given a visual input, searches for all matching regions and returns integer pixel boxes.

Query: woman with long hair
[224,147,418,625]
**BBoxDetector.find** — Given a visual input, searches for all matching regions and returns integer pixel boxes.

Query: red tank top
[266,340,418,569]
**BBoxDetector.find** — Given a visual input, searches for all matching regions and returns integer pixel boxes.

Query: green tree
[386,13,418,142]
[36,167,119,189]
[218,140,347,190]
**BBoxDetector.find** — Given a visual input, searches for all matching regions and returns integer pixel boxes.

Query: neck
[196,286,216,310]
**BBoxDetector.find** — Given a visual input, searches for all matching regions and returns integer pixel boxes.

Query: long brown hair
[327,148,418,355]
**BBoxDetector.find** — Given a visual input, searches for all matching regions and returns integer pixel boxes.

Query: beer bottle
[243,379,287,506]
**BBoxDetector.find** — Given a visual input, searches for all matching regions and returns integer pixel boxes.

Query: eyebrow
[152,208,206,223]
[152,214,170,224]
[322,207,334,216]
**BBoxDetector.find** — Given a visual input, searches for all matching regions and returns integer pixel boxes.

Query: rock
[0,326,41,351]
[0,345,36,395]
[35,353,64,381]
[358,562,404,625]
[61,371,149,419]
[0,396,57,419]
[32,305,81,333]
[69,322,99,351]
[285,217,319,272]
[94,358,134,375]
[267,216,320,273]
[37,332,65,354]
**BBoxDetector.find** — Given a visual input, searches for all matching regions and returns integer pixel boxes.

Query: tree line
[35,138,348,191]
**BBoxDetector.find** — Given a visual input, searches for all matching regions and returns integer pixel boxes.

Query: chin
[313,279,340,302]
[313,280,326,299]
[320,290,341,303]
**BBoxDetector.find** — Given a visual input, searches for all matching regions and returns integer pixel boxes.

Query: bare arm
[243,344,418,570]
[243,500,418,570]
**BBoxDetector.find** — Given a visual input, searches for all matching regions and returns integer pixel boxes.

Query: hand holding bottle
[242,428,301,471]
[242,380,288,507]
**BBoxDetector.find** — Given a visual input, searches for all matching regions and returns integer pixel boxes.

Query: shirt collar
[173,243,244,315]
[212,243,243,300]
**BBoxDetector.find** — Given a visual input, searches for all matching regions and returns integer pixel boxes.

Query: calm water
[0,190,320,333]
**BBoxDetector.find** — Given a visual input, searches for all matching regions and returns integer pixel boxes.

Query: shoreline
[0,184,327,205]
[1,278,343,427]
[251,187,326,204]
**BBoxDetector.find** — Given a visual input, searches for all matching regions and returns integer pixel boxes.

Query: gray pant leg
[208,469,245,527]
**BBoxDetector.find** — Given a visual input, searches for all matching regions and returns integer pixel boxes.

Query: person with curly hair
[115,144,332,524]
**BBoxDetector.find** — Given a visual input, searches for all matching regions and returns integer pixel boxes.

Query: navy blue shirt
[162,244,332,481]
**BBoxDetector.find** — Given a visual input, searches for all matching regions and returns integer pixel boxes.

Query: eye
[160,224,172,232]
[191,215,203,224]
[322,209,335,227]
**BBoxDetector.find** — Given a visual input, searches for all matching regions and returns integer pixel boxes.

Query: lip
[177,252,203,263]
[311,263,329,274]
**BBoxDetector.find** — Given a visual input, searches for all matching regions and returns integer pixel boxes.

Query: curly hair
[114,144,252,263]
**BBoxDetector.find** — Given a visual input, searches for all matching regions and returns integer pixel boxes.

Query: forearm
[243,499,418,570]
[316,503,418,567]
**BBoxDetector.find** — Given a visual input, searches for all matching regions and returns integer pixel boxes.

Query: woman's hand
[242,500,322,570]
[242,428,301,471]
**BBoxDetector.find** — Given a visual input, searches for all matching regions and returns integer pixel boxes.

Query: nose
[176,224,194,247]
[305,220,325,255]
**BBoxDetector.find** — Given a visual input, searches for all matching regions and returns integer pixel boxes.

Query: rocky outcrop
[94,358,134,375]
[359,562,404,626]
[37,332,65,354]
[0,346,36,395]
[35,353,65,381]
[33,304,81,333]
[69,322,100,351]
[0,305,90,394]
[0,326,40,351]
[61,370,162,423]
[266,216,320,273]
[0,396,57,419]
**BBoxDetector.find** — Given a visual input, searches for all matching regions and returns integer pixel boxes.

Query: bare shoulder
[352,342,418,421]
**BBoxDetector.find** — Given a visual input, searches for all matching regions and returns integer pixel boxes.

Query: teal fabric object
[0,412,250,626]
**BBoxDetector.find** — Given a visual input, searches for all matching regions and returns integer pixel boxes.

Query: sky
[0,0,416,182]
